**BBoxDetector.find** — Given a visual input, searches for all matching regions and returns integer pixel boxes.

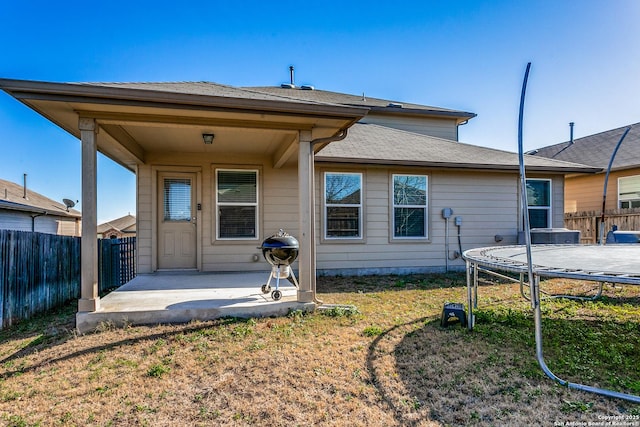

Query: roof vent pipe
[289,65,295,86]
[569,122,575,144]
[23,173,27,199]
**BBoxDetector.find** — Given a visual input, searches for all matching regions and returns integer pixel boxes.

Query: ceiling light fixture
[202,133,215,144]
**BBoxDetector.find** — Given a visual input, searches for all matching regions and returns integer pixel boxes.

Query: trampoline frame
[463,244,640,403]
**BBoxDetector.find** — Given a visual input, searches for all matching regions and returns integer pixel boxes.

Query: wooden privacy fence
[0,231,137,329]
[0,230,80,329]
[564,208,640,244]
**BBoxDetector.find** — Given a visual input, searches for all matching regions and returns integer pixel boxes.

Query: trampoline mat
[463,244,640,284]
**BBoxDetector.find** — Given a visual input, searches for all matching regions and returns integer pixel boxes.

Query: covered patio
[0,78,368,333]
[76,271,313,333]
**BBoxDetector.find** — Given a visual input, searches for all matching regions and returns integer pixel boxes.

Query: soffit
[1,79,368,171]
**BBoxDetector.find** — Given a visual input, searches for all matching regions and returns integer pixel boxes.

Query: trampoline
[463,244,640,403]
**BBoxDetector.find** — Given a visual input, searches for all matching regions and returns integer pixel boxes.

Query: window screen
[163,178,191,221]
[325,172,362,238]
[526,179,551,228]
[619,175,640,208]
[393,174,428,238]
[216,170,258,239]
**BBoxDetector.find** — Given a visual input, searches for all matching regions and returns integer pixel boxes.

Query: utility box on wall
[518,228,581,244]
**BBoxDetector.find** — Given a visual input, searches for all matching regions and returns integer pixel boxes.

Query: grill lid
[260,229,299,266]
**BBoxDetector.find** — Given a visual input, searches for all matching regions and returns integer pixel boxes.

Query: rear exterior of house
[132,86,581,276]
[0,78,597,313]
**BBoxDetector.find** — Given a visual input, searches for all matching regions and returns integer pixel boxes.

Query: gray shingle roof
[79,82,349,107]
[246,86,475,119]
[317,123,599,172]
[0,178,80,217]
[81,82,475,119]
[530,123,640,170]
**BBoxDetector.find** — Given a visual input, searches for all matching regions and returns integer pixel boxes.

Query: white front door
[158,172,197,269]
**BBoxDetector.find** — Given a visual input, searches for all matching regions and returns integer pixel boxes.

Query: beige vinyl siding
[135,152,567,274]
[362,113,459,141]
[56,219,80,236]
[136,164,153,273]
[316,167,523,274]
[204,162,299,272]
[137,152,302,273]
[551,175,565,227]
[564,168,640,213]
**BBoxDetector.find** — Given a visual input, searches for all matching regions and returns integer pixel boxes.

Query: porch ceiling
[0,79,368,171]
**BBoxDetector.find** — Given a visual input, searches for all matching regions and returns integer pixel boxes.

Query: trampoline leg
[466,260,474,330]
[473,263,478,311]
[519,273,532,301]
[532,273,640,403]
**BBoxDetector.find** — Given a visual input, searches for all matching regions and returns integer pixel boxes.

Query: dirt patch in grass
[0,273,639,426]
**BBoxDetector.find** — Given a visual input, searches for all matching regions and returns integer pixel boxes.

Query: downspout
[30,212,47,232]
[307,126,352,304]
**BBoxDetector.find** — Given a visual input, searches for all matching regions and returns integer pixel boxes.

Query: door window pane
[163,178,191,221]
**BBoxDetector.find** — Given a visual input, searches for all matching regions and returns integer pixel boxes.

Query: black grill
[260,232,299,267]
[258,229,299,300]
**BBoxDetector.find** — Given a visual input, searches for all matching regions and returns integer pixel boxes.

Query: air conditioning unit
[518,228,580,244]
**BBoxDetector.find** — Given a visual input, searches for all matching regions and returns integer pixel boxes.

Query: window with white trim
[324,172,362,239]
[216,169,258,239]
[393,174,428,238]
[526,179,551,228]
[618,175,640,208]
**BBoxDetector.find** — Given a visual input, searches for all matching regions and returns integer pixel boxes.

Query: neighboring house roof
[529,123,640,171]
[0,178,80,218]
[245,86,476,122]
[98,214,136,234]
[317,123,600,173]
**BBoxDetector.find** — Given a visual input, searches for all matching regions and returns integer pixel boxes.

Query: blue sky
[1,0,639,223]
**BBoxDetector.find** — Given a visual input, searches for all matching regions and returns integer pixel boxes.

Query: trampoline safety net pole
[517,63,640,404]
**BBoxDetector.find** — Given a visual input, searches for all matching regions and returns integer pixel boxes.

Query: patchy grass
[0,273,639,426]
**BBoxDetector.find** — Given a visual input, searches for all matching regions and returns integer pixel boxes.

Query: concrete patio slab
[76,271,315,333]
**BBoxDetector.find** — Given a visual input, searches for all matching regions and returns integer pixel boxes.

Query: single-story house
[0,78,597,313]
[529,123,639,213]
[98,214,136,239]
[0,177,81,236]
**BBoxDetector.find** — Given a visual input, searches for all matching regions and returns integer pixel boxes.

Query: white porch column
[78,118,100,312]
[297,130,316,303]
